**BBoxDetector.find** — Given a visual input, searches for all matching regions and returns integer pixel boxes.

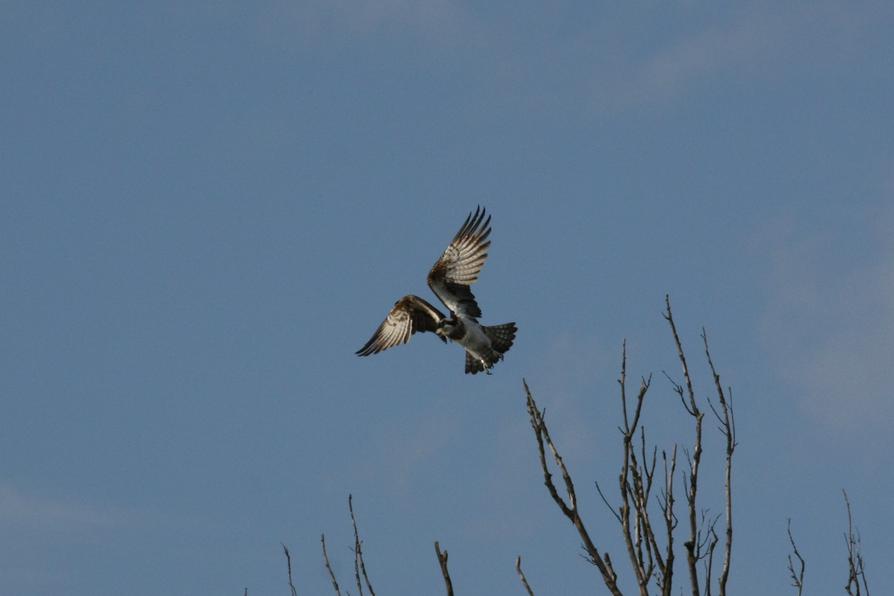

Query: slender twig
[515,556,535,596]
[664,295,703,596]
[434,541,454,596]
[282,543,298,596]
[703,524,719,596]
[616,341,654,596]
[321,534,343,596]
[595,479,623,524]
[349,494,376,596]
[353,539,364,596]
[702,328,736,596]
[658,445,678,596]
[664,296,699,417]
[524,379,623,596]
[786,519,806,596]
[843,490,870,596]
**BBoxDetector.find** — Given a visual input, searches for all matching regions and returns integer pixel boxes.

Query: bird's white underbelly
[456,318,490,358]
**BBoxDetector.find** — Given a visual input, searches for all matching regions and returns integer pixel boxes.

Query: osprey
[356,207,517,374]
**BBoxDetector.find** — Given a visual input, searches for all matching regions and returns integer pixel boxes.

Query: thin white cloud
[592,2,880,111]
[0,485,122,531]
[247,1,893,119]
[256,0,477,49]
[757,205,894,439]
[322,0,461,34]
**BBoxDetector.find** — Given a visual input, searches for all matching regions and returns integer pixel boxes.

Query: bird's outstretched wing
[427,206,491,318]
[356,295,446,356]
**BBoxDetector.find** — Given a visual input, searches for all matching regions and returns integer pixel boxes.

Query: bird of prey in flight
[356,207,517,374]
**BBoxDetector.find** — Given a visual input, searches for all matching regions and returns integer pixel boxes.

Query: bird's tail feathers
[483,322,517,354]
[464,323,517,374]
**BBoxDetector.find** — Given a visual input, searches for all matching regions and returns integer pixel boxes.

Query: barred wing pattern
[355,295,446,356]
[427,206,492,318]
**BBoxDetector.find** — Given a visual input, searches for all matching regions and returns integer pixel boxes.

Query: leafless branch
[616,340,656,596]
[595,479,623,524]
[655,445,678,596]
[786,519,805,596]
[664,294,704,596]
[663,296,699,417]
[702,328,736,596]
[844,490,870,596]
[349,494,376,596]
[352,534,363,595]
[515,556,536,596]
[523,297,739,596]
[282,543,298,596]
[524,379,623,596]
[434,541,454,596]
[702,523,719,596]
[321,534,342,596]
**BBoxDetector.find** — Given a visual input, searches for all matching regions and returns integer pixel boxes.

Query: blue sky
[2,2,893,594]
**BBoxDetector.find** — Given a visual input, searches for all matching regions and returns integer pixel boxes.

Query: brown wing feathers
[355,295,444,356]
[427,207,492,318]
[432,206,491,285]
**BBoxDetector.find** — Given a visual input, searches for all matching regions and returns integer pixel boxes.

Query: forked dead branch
[521,295,736,596]
[843,490,870,596]
[786,519,806,596]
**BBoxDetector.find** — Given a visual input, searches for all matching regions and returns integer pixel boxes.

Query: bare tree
[272,297,879,595]
[290,494,454,596]
[284,496,373,596]
[786,491,872,596]
[524,295,736,596]
[349,494,376,596]
[702,327,736,596]
[844,490,870,596]
[525,380,623,595]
